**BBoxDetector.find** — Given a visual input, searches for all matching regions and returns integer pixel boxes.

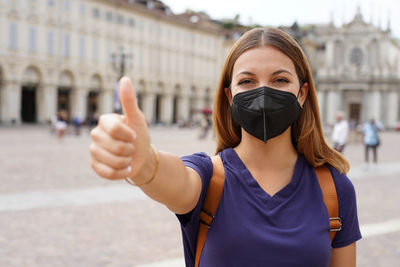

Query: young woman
[89,27,361,266]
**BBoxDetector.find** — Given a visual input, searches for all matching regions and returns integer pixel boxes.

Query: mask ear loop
[296,81,304,100]
[292,81,305,149]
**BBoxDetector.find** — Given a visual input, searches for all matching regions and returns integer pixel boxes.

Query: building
[302,8,400,129]
[2,2,399,130]
[0,0,229,125]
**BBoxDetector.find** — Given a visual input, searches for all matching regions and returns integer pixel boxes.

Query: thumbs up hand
[90,76,151,181]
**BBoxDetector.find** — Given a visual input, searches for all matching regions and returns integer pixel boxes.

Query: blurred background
[0,0,399,266]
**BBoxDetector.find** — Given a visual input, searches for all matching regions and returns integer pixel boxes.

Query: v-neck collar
[222,147,305,208]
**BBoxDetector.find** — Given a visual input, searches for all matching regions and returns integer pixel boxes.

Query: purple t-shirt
[177,148,362,267]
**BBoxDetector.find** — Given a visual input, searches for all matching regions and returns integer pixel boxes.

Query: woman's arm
[329,242,356,267]
[133,149,203,214]
[90,77,202,214]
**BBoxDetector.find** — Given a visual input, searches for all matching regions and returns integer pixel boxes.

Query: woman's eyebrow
[272,69,293,76]
[235,71,256,78]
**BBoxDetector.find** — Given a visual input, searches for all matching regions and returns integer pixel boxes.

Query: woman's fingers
[90,143,132,170]
[90,158,131,180]
[97,114,136,142]
[91,127,135,157]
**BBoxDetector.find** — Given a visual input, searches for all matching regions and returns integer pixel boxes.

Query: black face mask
[230,86,302,143]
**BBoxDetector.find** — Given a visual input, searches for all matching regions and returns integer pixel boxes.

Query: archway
[155,94,162,124]
[137,80,146,111]
[57,71,74,119]
[189,86,196,122]
[205,87,212,109]
[154,82,164,124]
[21,66,42,123]
[87,74,102,123]
[172,84,182,124]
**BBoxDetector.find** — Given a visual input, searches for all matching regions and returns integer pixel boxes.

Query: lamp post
[111,46,133,113]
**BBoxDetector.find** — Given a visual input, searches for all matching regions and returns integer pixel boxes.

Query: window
[92,8,100,19]
[64,34,70,58]
[117,15,124,24]
[106,11,113,22]
[64,0,70,11]
[79,36,85,60]
[9,23,17,49]
[79,3,86,16]
[139,47,143,68]
[28,27,37,52]
[92,39,99,61]
[47,30,55,55]
[106,42,111,63]
[129,18,135,27]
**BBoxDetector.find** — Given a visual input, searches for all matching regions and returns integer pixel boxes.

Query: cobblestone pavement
[0,125,399,266]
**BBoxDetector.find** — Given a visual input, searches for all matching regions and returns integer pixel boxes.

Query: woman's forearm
[133,149,201,214]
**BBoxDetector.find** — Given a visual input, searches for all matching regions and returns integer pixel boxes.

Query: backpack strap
[194,155,225,267]
[315,166,342,244]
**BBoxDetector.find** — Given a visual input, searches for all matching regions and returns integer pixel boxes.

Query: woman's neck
[235,127,298,172]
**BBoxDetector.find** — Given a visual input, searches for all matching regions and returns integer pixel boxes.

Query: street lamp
[111,46,133,113]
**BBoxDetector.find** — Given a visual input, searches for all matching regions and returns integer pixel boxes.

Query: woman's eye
[238,79,252,85]
[274,78,289,84]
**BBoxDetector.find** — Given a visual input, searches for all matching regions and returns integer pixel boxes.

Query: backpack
[195,155,342,267]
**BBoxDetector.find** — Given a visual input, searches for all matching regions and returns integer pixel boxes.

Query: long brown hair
[213,27,350,174]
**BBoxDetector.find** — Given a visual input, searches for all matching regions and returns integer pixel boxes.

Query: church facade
[303,10,400,129]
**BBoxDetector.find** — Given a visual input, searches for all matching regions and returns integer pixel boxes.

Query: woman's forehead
[232,46,296,76]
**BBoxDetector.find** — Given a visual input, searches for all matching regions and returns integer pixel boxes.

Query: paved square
[0,125,399,266]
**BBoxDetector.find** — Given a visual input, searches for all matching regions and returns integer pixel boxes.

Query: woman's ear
[224,87,232,105]
[298,82,309,107]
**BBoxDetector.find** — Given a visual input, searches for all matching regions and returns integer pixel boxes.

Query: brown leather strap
[315,166,341,244]
[194,155,225,267]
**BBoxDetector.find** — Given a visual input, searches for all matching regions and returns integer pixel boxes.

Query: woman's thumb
[119,76,141,123]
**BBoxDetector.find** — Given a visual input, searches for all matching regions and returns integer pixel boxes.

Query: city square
[0,125,399,266]
[1,0,400,266]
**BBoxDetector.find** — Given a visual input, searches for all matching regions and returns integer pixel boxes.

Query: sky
[162,0,400,39]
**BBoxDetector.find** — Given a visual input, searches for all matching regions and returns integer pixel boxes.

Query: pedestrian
[363,118,381,167]
[198,113,212,139]
[73,115,82,136]
[331,111,349,153]
[89,27,361,266]
[55,110,68,141]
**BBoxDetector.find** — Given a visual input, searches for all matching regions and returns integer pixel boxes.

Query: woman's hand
[90,77,151,182]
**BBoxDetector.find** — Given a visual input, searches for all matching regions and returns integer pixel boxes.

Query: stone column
[160,93,173,124]
[39,84,57,123]
[142,93,155,123]
[361,90,369,123]
[369,90,381,121]
[0,83,9,123]
[387,90,399,129]
[193,96,204,123]
[326,90,339,126]
[6,82,21,124]
[325,41,334,75]
[101,88,114,114]
[70,88,87,120]
[178,94,190,122]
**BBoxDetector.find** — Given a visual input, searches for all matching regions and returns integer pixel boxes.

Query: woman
[90,27,361,266]
[363,118,381,167]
